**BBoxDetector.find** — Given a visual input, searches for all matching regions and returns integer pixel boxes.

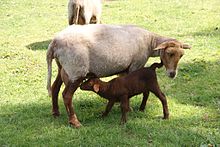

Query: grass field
[0,0,220,146]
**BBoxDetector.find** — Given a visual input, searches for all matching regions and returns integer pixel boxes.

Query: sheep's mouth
[166,70,177,79]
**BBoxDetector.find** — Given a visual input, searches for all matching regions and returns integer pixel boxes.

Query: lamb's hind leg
[120,95,129,124]
[62,78,83,128]
[151,85,169,119]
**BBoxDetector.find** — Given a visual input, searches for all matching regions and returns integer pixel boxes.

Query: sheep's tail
[46,40,55,97]
[150,61,163,70]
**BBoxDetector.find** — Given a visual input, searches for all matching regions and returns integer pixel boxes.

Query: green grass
[1,0,220,146]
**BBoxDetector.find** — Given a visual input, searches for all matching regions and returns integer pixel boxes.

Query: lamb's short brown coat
[80,62,169,124]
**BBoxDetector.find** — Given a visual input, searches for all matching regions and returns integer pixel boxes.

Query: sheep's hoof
[69,121,81,128]
[69,115,82,128]
[52,111,60,117]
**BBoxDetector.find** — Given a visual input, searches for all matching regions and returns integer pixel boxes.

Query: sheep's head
[154,41,191,78]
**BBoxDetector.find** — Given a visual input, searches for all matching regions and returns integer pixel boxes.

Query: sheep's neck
[150,34,175,57]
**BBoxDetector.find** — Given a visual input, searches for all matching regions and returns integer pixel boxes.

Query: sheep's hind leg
[51,68,63,117]
[62,78,83,128]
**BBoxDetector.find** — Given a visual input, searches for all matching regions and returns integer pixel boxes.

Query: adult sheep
[46,24,191,128]
[68,0,102,25]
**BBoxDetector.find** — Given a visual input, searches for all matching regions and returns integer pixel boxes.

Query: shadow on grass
[192,27,220,37]
[181,26,220,37]
[26,40,51,50]
[0,100,219,146]
[164,58,220,108]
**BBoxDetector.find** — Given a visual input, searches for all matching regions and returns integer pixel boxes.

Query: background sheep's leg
[51,69,63,117]
[68,2,75,25]
[139,91,150,111]
[62,78,83,128]
[84,12,92,24]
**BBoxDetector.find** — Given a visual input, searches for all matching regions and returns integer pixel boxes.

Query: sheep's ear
[93,84,100,93]
[182,43,191,49]
[151,42,168,57]
[154,42,168,50]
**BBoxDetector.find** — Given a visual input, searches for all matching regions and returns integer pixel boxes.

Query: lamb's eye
[180,54,183,58]
[89,81,93,86]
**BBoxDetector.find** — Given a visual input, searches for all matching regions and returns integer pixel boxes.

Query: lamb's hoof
[139,108,145,112]
[162,116,169,119]
[120,118,127,125]
[101,114,107,119]
[101,112,108,118]
[120,121,126,125]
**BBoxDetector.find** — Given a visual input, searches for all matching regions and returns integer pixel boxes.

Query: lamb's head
[154,41,191,78]
[80,78,101,93]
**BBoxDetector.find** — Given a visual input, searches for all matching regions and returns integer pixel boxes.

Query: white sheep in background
[68,0,102,25]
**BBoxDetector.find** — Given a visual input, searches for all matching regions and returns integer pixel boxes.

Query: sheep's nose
[169,72,176,78]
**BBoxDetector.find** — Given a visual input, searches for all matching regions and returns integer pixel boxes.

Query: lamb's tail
[46,40,56,97]
[150,61,163,70]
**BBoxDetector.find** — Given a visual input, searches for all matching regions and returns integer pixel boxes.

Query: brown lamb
[80,62,169,124]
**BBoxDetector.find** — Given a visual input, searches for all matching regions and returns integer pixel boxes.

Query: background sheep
[68,0,102,25]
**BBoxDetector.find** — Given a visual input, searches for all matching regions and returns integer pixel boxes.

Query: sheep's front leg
[120,95,129,124]
[62,78,83,128]
[51,68,63,117]
[139,91,150,111]
[102,100,115,117]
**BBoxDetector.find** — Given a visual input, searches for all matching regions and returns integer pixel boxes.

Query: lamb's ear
[182,43,191,49]
[93,84,100,93]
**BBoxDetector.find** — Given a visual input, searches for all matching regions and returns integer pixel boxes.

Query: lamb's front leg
[120,95,129,124]
[102,100,115,117]
[139,91,150,111]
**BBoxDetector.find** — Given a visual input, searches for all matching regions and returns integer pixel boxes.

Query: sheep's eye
[180,54,183,58]
[167,52,174,57]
